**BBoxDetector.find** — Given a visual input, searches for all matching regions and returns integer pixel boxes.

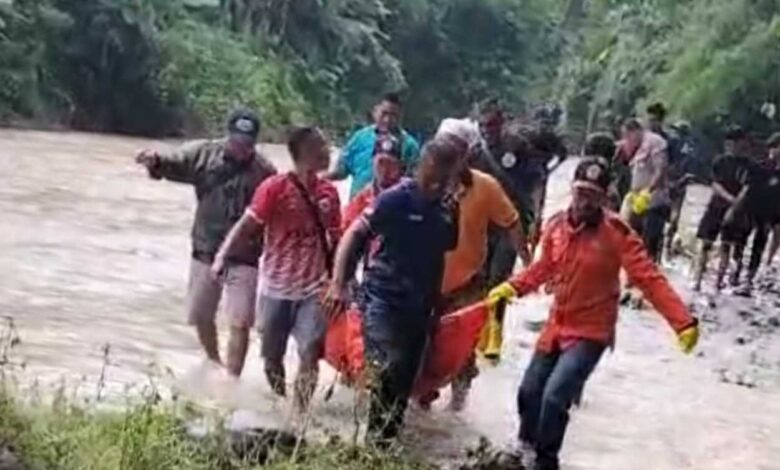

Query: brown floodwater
[2,128,780,469]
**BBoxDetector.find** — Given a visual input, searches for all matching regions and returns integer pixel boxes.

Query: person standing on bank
[213,126,340,411]
[135,109,276,378]
[328,92,421,200]
[620,118,671,263]
[324,138,461,447]
[488,158,699,470]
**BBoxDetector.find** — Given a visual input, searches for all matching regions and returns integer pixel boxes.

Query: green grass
[0,386,439,470]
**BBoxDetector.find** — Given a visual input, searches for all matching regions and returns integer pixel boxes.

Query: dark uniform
[696,153,755,245]
[359,178,458,446]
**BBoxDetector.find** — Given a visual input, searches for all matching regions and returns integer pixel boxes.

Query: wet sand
[2,128,780,469]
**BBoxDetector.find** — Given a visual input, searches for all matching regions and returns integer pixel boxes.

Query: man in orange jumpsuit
[488,158,700,470]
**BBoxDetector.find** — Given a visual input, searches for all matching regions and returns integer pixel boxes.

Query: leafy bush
[158,19,312,136]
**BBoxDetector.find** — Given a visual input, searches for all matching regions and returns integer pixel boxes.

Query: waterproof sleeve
[151,140,209,184]
[613,218,695,332]
[508,221,556,295]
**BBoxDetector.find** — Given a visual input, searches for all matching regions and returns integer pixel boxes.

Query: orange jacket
[509,210,694,353]
[342,186,375,232]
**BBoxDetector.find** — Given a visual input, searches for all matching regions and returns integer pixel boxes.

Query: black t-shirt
[709,154,755,210]
[745,165,780,220]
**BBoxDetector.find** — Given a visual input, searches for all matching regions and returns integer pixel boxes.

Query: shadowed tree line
[1,0,779,146]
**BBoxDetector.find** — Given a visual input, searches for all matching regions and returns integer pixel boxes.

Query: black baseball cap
[227,109,261,142]
[573,157,611,193]
[373,133,402,159]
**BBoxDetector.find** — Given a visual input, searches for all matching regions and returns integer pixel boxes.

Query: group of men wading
[136,95,705,470]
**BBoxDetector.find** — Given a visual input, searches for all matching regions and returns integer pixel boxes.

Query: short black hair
[622,117,643,131]
[421,137,461,172]
[380,92,402,107]
[287,126,322,161]
[584,132,617,161]
[724,125,747,141]
[646,102,667,120]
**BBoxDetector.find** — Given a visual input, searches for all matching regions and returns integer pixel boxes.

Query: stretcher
[323,301,491,398]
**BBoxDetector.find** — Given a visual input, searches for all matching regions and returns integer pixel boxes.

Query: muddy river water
[2,129,780,469]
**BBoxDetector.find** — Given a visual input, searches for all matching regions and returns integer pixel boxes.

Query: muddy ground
[1,129,780,469]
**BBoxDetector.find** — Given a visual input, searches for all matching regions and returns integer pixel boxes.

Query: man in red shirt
[488,158,699,470]
[342,134,405,232]
[213,127,341,411]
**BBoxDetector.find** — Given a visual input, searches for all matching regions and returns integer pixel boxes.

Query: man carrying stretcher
[488,157,700,470]
[325,138,462,448]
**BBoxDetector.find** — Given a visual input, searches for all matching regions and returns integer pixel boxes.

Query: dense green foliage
[0,0,779,142]
[551,0,780,145]
[0,0,560,137]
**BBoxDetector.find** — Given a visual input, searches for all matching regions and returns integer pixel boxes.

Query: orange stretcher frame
[323,301,490,398]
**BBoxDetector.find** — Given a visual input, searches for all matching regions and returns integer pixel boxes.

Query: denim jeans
[517,340,605,468]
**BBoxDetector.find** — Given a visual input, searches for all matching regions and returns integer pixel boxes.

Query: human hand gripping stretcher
[322,299,495,398]
[486,282,700,355]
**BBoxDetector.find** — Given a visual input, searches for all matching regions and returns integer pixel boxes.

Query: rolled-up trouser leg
[535,340,605,468]
[363,302,428,446]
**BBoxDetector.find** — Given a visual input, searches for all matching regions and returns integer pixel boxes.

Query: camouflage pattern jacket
[149,139,276,266]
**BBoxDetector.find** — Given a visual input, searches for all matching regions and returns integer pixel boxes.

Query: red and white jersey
[248,173,341,299]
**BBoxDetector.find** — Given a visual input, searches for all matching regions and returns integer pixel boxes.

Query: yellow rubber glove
[678,325,699,354]
[629,189,652,216]
[477,301,505,364]
[487,282,517,306]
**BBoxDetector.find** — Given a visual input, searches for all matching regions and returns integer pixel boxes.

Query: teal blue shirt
[338,125,421,198]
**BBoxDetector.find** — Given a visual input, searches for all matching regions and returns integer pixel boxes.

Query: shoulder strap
[288,174,334,276]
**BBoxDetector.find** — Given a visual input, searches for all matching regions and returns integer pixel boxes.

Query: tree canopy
[0,0,778,147]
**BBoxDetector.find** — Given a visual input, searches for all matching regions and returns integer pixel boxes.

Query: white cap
[435,118,481,148]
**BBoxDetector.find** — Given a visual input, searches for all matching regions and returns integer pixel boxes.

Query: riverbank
[0,387,436,470]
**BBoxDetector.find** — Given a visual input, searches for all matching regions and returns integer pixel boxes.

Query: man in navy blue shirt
[325,138,461,447]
